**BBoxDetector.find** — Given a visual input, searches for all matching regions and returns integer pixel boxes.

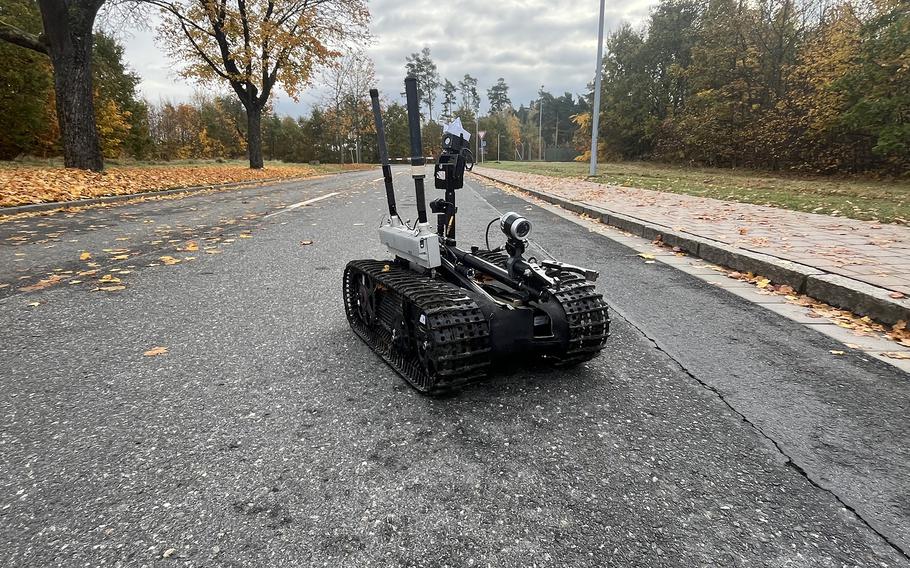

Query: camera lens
[500,212,532,240]
[514,219,531,238]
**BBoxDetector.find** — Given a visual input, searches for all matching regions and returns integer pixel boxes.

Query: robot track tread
[343,259,492,394]
[473,250,610,366]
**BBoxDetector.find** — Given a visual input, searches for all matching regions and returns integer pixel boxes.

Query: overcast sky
[118,0,656,118]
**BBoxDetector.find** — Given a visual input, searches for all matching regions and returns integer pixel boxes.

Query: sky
[117,0,657,118]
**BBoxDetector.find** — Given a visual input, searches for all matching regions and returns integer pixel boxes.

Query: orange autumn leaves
[0,164,319,208]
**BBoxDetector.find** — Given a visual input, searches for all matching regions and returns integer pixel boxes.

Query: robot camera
[500,212,532,241]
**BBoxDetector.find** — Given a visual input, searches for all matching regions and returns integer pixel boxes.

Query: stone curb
[0,170,359,216]
[472,170,910,326]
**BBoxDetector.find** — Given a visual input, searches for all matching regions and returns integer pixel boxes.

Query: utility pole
[555,111,558,149]
[538,85,544,161]
[589,0,606,177]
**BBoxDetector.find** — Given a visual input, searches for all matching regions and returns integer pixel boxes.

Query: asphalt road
[1,167,908,567]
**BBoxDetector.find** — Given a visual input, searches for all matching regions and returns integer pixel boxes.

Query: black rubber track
[343,259,493,394]
[473,250,611,366]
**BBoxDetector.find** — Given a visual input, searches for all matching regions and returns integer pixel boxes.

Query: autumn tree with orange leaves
[146,0,369,169]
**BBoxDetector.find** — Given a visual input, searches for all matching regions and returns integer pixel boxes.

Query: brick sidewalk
[474,167,910,297]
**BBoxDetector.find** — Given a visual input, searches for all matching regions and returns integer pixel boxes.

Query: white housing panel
[378,224,441,269]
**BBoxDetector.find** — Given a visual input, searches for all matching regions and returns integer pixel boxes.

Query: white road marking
[264,192,339,218]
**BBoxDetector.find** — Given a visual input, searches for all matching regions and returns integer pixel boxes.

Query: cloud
[120,0,657,117]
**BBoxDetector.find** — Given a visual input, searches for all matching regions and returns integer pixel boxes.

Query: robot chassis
[343,76,610,394]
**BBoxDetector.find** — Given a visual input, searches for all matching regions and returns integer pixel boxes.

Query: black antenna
[404,75,428,225]
[369,88,398,218]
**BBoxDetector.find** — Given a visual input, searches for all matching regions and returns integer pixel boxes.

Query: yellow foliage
[155,0,369,102]
[95,97,132,158]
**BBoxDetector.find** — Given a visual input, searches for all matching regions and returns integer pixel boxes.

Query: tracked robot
[343,76,610,394]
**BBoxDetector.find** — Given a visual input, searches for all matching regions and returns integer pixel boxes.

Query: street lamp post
[589,0,606,177]
[474,111,483,162]
[538,85,544,161]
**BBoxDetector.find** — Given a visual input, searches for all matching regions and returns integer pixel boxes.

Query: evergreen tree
[486,78,511,113]
[441,79,457,122]
[405,47,440,120]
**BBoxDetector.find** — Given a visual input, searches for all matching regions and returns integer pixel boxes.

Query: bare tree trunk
[246,105,264,169]
[37,0,104,171]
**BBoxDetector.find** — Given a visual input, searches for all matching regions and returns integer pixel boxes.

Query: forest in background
[1,0,906,175]
[0,0,580,168]
[575,0,908,174]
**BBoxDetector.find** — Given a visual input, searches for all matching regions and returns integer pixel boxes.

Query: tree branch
[237,0,253,77]
[144,0,217,37]
[0,19,49,54]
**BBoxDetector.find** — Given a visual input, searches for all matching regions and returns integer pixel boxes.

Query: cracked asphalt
[1,167,908,567]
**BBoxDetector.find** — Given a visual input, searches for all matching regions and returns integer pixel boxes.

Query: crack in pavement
[609,301,910,562]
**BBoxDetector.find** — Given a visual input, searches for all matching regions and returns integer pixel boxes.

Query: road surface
[1,168,908,566]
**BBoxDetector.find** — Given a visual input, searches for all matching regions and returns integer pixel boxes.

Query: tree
[0,0,106,170]
[441,78,457,122]
[458,74,480,116]
[149,0,369,168]
[479,110,521,161]
[404,46,439,120]
[835,0,910,172]
[0,0,56,159]
[382,102,410,159]
[324,50,375,162]
[486,77,511,113]
[93,32,152,158]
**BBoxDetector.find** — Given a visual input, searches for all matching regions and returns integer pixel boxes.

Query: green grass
[481,161,910,224]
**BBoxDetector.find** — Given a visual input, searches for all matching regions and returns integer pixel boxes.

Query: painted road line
[264,192,340,218]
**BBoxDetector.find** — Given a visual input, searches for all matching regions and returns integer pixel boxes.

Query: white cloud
[117,0,657,117]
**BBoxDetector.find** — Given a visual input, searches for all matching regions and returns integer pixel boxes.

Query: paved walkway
[474,167,910,297]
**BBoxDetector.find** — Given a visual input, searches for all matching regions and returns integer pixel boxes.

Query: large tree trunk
[246,105,264,169]
[37,0,104,171]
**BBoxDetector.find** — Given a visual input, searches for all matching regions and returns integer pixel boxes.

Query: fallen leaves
[300,240,313,246]
[91,273,126,292]
[720,269,910,349]
[79,251,92,261]
[178,241,199,252]
[0,164,321,208]
[889,291,906,300]
[882,352,910,360]
[159,255,181,265]
[143,346,168,357]
[19,274,65,292]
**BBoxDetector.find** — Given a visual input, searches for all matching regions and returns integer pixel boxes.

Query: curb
[0,170,359,216]
[472,170,910,326]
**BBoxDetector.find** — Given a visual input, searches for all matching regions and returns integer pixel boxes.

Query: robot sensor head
[500,212,532,241]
